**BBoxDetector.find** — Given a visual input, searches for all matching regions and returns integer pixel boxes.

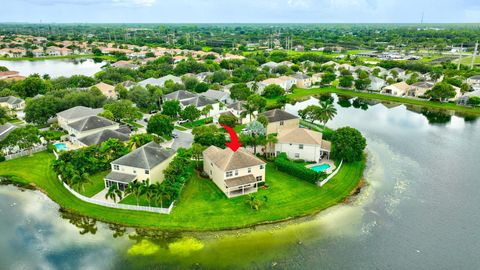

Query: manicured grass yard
[78,171,109,197]
[0,151,364,231]
[180,117,213,129]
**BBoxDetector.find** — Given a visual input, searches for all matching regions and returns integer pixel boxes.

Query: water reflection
[0,58,106,78]
[1,95,480,269]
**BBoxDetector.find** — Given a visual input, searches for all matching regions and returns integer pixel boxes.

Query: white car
[177,119,188,124]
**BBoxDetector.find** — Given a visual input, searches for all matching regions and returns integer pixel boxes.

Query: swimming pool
[54,143,68,151]
[310,163,331,172]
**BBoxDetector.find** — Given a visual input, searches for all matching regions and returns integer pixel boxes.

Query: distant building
[0,96,25,111]
[65,115,119,140]
[93,82,117,99]
[381,82,410,96]
[57,106,104,130]
[467,75,480,91]
[138,75,182,88]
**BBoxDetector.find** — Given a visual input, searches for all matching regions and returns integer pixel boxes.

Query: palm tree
[153,183,171,208]
[318,101,337,129]
[264,133,278,157]
[127,135,144,150]
[251,82,259,93]
[124,180,145,206]
[105,184,123,203]
[71,172,91,193]
[144,181,156,207]
[241,102,256,122]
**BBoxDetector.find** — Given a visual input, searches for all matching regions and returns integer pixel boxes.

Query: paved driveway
[170,129,193,150]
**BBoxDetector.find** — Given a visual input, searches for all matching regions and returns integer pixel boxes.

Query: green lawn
[280,87,480,115]
[77,171,109,198]
[0,152,364,231]
[180,117,213,129]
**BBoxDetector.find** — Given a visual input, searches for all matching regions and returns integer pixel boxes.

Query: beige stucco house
[381,81,410,96]
[93,82,117,99]
[275,127,331,162]
[203,146,266,198]
[408,81,434,97]
[104,142,176,190]
[262,109,300,134]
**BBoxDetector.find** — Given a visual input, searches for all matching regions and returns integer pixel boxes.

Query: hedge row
[274,153,322,184]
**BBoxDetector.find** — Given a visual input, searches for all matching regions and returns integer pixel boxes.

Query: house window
[280,121,284,126]
[299,144,304,149]
[248,167,251,173]
[226,171,233,177]
[295,153,300,158]
[260,165,264,170]
[145,170,149,175]
[256,176,263,182]
[235,170,239,176]
[113,165,119,170]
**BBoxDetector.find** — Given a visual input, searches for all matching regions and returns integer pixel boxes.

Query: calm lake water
[1,95,480,269]
[0,58,106,78]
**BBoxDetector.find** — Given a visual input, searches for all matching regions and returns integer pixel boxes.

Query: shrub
[274,153,321,184]
[46,143,56,153]
[0,154,5,162]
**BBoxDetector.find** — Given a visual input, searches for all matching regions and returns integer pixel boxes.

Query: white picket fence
[5,146,47,160]
[58,175,174,214]
[318,160,343,187]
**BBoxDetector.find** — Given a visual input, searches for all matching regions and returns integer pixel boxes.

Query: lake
[0,58,106,78]
[1,95,480,269]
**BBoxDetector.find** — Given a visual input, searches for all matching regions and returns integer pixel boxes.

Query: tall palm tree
[242,102,256,122]
[124,180,145,206]
[144,181,156,207]
[127,135,144,150]
[264,133,278,157]
[318,101,337,129]
[71,172,91,193]
[105,184,123,203]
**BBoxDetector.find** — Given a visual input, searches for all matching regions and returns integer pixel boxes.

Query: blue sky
[1,0,479,23]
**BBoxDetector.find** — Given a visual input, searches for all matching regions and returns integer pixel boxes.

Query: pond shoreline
[0,154,366,233]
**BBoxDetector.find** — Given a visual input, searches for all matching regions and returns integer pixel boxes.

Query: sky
[0,0,479,23]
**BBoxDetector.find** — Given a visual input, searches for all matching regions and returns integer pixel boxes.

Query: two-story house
[203,146,266,198]
[104,142,176,190]
[261,109,300,134]
[66,115,119,139]
[275,127,331,162]
[57,106,104,130]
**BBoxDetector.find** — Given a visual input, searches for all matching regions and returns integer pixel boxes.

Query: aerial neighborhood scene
[0,0,479,269]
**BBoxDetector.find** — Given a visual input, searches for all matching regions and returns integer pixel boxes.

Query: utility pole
[471,41,478,69]
[457,43,463,70]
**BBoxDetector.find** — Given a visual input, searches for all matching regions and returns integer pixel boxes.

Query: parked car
[149,110,158,114]
[172,133,178,139]
[143,118,148,123]
[177,119,188,124]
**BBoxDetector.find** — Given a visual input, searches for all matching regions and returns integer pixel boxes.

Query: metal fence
[318,160,343,187]
[5,146,47,160]
[59,175,174,214]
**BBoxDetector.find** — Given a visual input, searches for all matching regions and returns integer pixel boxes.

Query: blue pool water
[310,163,331,172]
[54,143,68,151]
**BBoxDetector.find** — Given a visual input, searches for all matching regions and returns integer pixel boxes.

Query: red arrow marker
[221,124,242,152]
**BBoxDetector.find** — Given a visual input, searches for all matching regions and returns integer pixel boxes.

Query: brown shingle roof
[277,127,323,145]
[204,146,265,171]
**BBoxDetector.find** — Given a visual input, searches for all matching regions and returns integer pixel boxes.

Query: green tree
[321,72,336,85]
[331,127,366,162]
[201,104,213,118]
[147,114,174,137]
[103,100,142,122]
[240,120,266,154]
[218,113,238,127]
[1,125,40,154]
[180,105,201,122]
[339,75,354,88]
[318,101,337,128]
[191,143,205,169]
[262,84,285,98]
[230,83,252,101]
[71,172,91,193]
[124,180,146,206]
[161,100,181,118]
[426,83,456,102]
[105,185,123,203]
